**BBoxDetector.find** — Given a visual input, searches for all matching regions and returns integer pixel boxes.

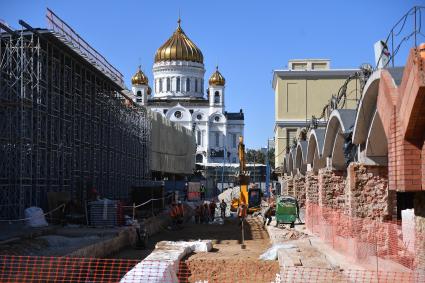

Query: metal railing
[375,6,425,70]
[46,8,125,88]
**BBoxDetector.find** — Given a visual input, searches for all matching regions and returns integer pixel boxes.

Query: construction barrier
[305,202,425,273]
[1,255,425,282]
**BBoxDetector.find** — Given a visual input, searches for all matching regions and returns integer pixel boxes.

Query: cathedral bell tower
[131,66,151,106]
[208,66,225,108]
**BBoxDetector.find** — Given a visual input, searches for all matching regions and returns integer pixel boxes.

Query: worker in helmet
[237,203,247,227]
[169,203,178,228]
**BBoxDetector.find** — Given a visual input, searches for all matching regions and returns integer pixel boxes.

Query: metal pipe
[0,22,17,36]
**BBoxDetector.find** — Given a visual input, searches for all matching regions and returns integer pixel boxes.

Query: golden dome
[154,19,203,64]
[131,66,148,85]
[208,66,225,86]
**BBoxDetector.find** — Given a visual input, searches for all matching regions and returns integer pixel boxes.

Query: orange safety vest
[170,206,177,218]
[238,205,247,217]
[177,204,184,217]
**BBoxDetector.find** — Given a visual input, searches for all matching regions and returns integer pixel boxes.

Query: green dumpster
[275,196,298,228]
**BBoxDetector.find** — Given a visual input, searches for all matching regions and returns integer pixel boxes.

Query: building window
[166,78,171,91]
[291,63,307,70]
[196,154,203,163]
[195,78,198,92]
[174,111,182,119]
[136,91,141,97]
[197,131,201,145]
[159,78,163,92]
[215,132,219,147]
[232,157,236,163]
[214,116,220,122]
[232,134,237,148]
[197,114,202,120]
[214,91,220,103]
[176,77,180,92]
[186,78,190,92]
[163,109,168,114]
[136,98,142,103]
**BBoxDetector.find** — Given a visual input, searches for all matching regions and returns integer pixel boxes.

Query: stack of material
[120,240,212,283]
[188,182,200,201]
[88,199,123,227]
[218,186,240,216]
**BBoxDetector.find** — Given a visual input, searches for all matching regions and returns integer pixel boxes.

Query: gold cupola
[208,66,225,86]
[154,18,203,64]
[131,66,149,85]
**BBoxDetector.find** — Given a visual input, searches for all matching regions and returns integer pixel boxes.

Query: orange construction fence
[305,202,425,273]
[1,254,425,282]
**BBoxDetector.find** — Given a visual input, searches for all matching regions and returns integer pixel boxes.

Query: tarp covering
[150,111,196,175]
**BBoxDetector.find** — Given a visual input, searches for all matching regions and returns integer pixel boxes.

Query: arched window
[196,154,203,163]
[136,91,141,97]
[176,77,180,92]
[186,78,190,92]
[197,130,201,145]
[195,78,198,92]
[159,78,163,92]
[166,78,171,91]
[214,91,220,103]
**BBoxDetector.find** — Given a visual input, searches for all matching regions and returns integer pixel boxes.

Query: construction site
[1,5,425,283]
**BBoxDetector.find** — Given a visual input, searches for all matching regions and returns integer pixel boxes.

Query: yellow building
[272,59,360,168]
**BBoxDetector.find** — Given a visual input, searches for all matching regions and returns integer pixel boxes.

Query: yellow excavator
[230,136,263,214]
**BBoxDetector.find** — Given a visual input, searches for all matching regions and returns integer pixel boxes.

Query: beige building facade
[272,59,359,168]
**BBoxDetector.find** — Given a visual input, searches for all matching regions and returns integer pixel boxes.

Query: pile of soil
[181,258,279,282]
[276,226,309,240]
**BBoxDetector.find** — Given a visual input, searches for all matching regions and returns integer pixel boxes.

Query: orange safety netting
[305,202,425,272]
[0,254,424,282]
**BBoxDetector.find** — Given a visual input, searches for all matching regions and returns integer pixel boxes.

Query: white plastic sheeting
[401,209,415,253]
[259,243,297,261]
[150,111,196,175]
[120,240,212,283]
[24,207,48,227]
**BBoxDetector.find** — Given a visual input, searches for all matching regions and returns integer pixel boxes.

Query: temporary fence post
[375,221,379,283]
[132,203,135,221]
[241,219,245,245]
[151,199,154,216]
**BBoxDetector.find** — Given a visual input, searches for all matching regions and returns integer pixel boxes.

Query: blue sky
[2,0,423,148]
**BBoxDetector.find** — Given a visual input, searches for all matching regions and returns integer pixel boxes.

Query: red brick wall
[318,168,345,209]
[379,48,425,192]
[346,163,391,220]
[293,174,306,208]
[305,171,319,204]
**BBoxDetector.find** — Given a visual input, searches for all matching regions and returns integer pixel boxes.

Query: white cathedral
[128,18,244,165]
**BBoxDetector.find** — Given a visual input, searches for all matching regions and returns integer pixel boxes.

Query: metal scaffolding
[0,15,151,220]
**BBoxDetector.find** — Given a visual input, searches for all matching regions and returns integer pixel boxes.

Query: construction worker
[202,203,210,223]
[263,203,274,226]
[200,184,206,200]
[195,205,201,224]
[237,203,247,227]
[183,182,188,201]
[209,200,217,222]
[220,199,227,219]
[177,201,184,224]
[169,203,178,228]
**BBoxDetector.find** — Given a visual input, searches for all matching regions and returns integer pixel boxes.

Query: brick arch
[352,70,381,145]
[377,47,425,191]
[295,141,308,174]
[306,129,326,172]
[323,109,357,170]
[365,110,388,165]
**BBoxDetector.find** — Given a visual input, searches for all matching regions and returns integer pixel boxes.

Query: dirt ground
[113,216,280,282]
